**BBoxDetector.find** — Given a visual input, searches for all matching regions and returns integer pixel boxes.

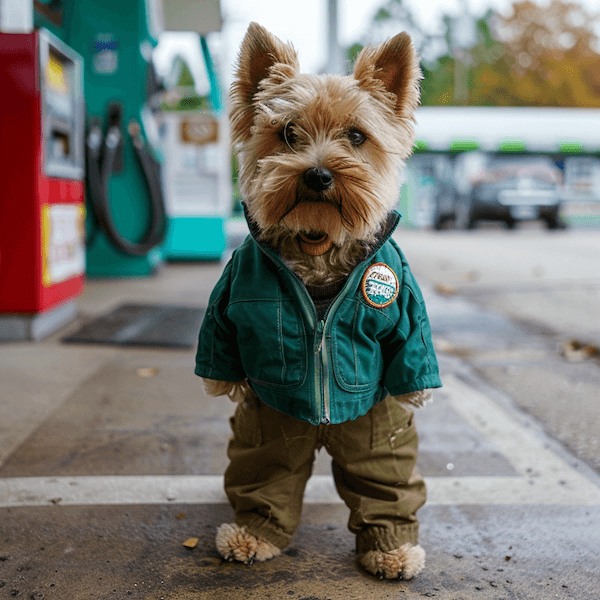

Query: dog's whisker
[278,194,302,224]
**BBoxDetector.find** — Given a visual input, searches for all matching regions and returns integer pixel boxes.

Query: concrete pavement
[395,224,600,474]
[1,230,600,599]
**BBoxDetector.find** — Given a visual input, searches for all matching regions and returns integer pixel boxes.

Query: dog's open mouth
[297,231,332,255]
[301,231,327,242]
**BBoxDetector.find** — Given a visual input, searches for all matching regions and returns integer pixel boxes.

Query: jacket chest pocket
[227,299,307,390]
[331,300,391,391]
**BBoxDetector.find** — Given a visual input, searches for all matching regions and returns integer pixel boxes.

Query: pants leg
[224,395,318,549]
[324,396,426,554]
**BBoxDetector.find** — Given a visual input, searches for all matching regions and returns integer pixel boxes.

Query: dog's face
[231,23,421,246]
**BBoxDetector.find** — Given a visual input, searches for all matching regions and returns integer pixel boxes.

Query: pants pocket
[370,397,414,449]
[230,395,262,447]
[370,398,418,485]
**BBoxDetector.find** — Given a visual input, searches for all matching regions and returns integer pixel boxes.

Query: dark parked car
[455,153,564,229]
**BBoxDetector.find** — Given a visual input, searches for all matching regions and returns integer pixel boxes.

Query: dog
[195,22,442,579]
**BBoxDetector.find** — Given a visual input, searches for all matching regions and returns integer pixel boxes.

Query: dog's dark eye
[280,122,298,147]
[348,128,366,146]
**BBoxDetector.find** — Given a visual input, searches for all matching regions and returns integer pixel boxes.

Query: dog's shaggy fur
[231,23,420,285]
[204,22,429,579]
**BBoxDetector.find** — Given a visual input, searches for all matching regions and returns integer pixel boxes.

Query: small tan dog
[196,23,441,579]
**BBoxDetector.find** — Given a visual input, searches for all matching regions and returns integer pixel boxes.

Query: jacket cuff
[386,373,442,397]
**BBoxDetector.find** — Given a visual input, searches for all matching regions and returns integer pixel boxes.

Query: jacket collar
[242,202,401,264]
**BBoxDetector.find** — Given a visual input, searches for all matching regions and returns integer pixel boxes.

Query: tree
[361,0,600,107]
[367,0,446,62]
[360,0,483,104]
[162,55,210,112]
[490,0,600,107]
[172,55,196,88]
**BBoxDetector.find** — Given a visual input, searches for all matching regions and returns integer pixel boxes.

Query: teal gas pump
[72,0,166,276]
[34,0,168,277]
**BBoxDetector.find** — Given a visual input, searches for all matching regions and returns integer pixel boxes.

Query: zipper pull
[315,320,325,354]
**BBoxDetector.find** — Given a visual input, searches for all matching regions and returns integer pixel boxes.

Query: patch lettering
[361,263,399,308]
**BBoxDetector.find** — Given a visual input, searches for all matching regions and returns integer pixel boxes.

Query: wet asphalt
[1,226,600,600]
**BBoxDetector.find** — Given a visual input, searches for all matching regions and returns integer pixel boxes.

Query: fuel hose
[86,121,166,256]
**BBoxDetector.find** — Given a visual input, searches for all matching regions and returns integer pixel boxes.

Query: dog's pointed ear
[230,23,299,142]
[353,32,421,120]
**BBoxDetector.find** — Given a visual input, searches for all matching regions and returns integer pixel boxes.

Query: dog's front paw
[203,378,254,403]
[359,543,425,579]
[393,389,433,408]
[215,523,281,564]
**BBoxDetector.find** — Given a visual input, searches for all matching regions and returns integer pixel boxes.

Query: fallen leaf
[560,340,598,362]
[532,265,544,277]
[137,367,159,378]
[434,283,457,296]
[182,538,199,549]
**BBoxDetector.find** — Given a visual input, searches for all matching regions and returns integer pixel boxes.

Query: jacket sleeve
[195,260,246,382]
[382,264,442,396]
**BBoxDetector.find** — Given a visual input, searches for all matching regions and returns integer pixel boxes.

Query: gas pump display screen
[45,52,72,157]
[40,30,84,180]
[46,52,69,96]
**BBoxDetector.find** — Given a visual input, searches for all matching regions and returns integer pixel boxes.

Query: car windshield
[477,157,561,185]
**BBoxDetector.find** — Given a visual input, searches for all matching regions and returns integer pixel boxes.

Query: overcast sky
[154,0,600,94]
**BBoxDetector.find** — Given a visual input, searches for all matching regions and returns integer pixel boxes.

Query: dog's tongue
[298,232,332,256]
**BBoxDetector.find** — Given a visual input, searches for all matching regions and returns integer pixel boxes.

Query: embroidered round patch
[361,263,399,308]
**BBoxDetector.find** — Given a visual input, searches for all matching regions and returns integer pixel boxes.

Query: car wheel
[433,215,445,231]
[546,212,565,229]
[456,198,476,230]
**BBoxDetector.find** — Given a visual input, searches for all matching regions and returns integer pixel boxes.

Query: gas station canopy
[413,107,600,155]
[161,0,222,34]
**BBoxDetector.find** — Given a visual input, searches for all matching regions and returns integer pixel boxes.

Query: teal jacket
[195,212,442,426]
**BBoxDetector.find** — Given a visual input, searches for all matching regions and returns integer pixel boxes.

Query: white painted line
[0,475,228,508]
[426,475,600,505]
[443,374,600,503]
[1,376,599,508]
[1,472,599,508]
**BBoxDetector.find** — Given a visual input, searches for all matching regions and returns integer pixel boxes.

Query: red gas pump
[0,29,85,340]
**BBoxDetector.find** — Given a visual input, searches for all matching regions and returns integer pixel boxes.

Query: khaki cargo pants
[224,393,426,554]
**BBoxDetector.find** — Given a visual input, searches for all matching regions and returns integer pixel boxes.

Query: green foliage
[161,95,210,112]
[420,56,455,106]
[374,8,392,21]
[162,54,211,112]
[363,0,600,107]
[346,43,364,66]
[231,153,243,215]
[174,56,195,88]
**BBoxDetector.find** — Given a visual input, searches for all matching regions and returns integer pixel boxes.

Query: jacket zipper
[317,265,368,424]
[249,211,401,425]
[321,326,331,424]
[245,205,402,424]
[281,263,374,424]
[315,320,329,424]
[280,278,332,425]
[289,279,325,423]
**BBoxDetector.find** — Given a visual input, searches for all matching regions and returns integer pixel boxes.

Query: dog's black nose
[303,167,334,192]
